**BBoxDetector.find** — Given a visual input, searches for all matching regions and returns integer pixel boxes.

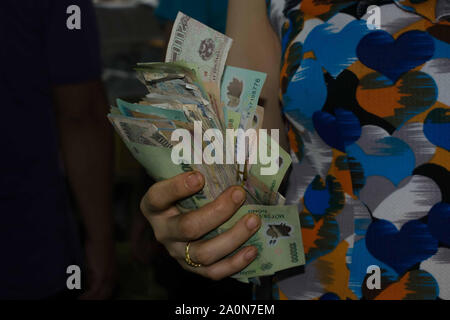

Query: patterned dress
[266,0,450,300]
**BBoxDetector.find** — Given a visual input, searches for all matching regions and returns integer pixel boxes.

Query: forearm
[226,0,288,150]
[53,80,114,243]
[226,0,276,71]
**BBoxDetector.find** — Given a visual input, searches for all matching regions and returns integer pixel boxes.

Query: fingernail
[245,247,257,261]
[232,188,245,204]
[246,214,260,230]
[185,172,202,189]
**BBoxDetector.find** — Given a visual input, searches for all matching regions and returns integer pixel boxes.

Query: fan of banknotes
[108,12,305,283]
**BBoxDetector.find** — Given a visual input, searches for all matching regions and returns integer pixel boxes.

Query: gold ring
[185,241,202,268]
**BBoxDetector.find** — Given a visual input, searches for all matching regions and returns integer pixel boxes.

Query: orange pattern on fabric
[397,0,437,22]
[301,0,332,16]
[315,240,358,300]
[374,272,414,300]
[392,18,433,37]
[430,147,450,171]
[278,288,289,300]
[280,35,292,102]
[303,51,316,60]
[356,80,407,118]
[302,218,325,254]
[270,0,444,301]
[328,150,355,197]
[288,126,299,154]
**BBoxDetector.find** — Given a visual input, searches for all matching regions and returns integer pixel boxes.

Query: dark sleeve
[46,0,102,85]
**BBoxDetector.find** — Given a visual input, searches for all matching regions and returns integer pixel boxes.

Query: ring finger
[183,245,258,281]
[185,213,261,266]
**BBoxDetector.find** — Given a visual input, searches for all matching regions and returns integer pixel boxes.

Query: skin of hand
[140,171,262,280]
[53,80,117,300]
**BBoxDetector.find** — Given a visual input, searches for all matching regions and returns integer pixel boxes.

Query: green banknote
[206,205,305,281]
[224,108,241,130]
[246,106,264,130]
[248,133,292,195]
[108,114,212,210]
[221,66,266,130]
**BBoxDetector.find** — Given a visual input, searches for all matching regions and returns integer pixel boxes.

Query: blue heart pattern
[366,219,439,275]
[268,1,448,301]
[424,108,450,151]
[346,136,415,187]
[428,202,450,246]
[283,17,371,130]
[304,19,371,78]
[312,108,362,152]
[283,58,328,131]
[349,239,399,299]
[357,30,435,83]
[303,175,345,218]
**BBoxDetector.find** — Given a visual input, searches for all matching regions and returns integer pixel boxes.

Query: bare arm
[226,0,288,150]
[52,80,116,299]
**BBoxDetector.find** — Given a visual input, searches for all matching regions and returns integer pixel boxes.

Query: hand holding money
[140,172,261,280]
[109,12,305,283]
